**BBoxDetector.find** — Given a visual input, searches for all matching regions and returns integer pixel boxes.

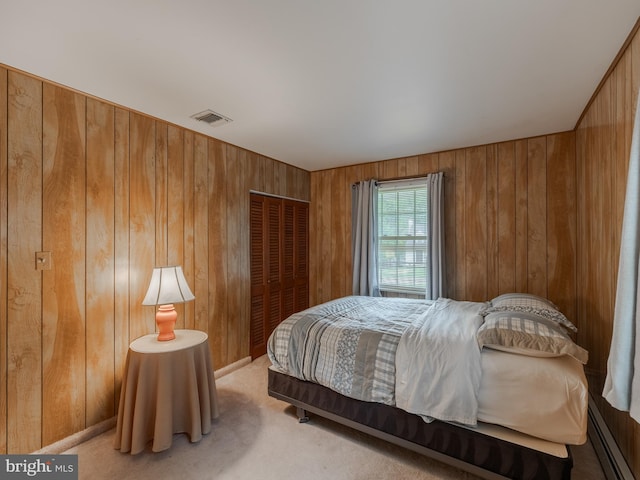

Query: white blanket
[395,297,486,425]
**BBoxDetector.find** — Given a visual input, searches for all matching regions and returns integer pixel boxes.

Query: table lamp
[142,265,195,341]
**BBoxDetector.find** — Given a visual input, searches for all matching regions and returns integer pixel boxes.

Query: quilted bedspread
[267,295,486,424]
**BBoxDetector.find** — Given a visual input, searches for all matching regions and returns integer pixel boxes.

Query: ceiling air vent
[190,109,232,127]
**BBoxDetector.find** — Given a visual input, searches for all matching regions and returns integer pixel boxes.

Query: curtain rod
[352,171,444,188]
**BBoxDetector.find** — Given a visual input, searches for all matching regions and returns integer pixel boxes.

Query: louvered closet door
[265,197,283,337]
[250,195,268,359]
[294,201,309,311]
[282,201,296,320]
[282,200,309,319]
[250,193,309,359]
[249,195,283,359]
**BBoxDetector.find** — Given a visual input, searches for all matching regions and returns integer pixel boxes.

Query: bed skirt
[268,368,572,480]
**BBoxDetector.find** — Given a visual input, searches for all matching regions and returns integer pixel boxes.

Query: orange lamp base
[155,304,177,341]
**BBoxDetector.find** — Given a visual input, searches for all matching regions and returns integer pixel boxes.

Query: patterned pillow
[477,311,588,364]
[481,293,577,333]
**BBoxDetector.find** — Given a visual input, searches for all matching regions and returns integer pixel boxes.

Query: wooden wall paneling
[526,136,547,297]
[586,86,604,382]
[250,153,262,193]
[286,161,297,199]
[268,157,278,193]
[167,125,185,329]
[273,157,285,195]
[342,166,357,299]
[294,167,306,201]
[578,108,595,376]
[0,66,7,454]
[225,145,250,361]
[496,142,516,294]
[257,156,266,193]
[300,167,311,201]
[574,117,584,335]
[453,149,466,300]
[592,90,607,383]
[193,134,209,335]
[381,159,398,179]
[309,173,319,306]
[318,171,333,304]
[208,139,228,368]
[575,117,587,341]
[438,151,456,299]
[331,168,347,298]
[277,161,288,198]
[396,157,407,177]
[85,98,116,426]
[289,164,299,199]
[597,81,615,379]
[514,140,529,293]
[129,113,156,340]
[224,145,239,363]
[275,160,285,196]
[464,147,487,302]
[357,162,380,182]
[113,107,130,404]
[7,72,42,453]
[42,84,87,444]
[155,121,168,267]
[402,156,419,176]
[486,145,499,299]
[237,151,251,360]
[182,131,195,330]
[546,132,577,322]
[167,127,185,261]
[450,150,466,300]
[418,153,439,176]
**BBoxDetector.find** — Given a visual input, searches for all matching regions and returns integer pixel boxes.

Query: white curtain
[603,93,640,422]
[427,172,446,299]
[352,179,380,296]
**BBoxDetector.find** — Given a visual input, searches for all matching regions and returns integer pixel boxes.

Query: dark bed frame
[268,368,573,480]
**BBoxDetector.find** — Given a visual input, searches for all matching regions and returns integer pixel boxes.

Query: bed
[266,294,589,480]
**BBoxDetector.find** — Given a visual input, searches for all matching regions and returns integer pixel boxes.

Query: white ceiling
[1,1,639,171]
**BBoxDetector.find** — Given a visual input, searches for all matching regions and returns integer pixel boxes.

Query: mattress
[477,348,588,445]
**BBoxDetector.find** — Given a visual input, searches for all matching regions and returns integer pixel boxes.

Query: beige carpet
[65,355,604,479]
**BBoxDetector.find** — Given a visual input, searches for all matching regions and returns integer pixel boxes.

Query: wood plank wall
[576,26,640,477]
[309,132,577,322]
[0,65,310,453]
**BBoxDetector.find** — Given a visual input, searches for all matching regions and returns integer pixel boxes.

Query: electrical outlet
[36,251,52,271]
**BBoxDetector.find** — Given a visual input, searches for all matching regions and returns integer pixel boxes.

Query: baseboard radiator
[587,394,635,480]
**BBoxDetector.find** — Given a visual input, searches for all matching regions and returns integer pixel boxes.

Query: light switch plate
[36,251,52,271]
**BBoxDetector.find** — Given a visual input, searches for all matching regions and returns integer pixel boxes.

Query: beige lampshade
[142,266,195,306]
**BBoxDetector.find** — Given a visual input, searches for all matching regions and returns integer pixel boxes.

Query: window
[376,179,429,295]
